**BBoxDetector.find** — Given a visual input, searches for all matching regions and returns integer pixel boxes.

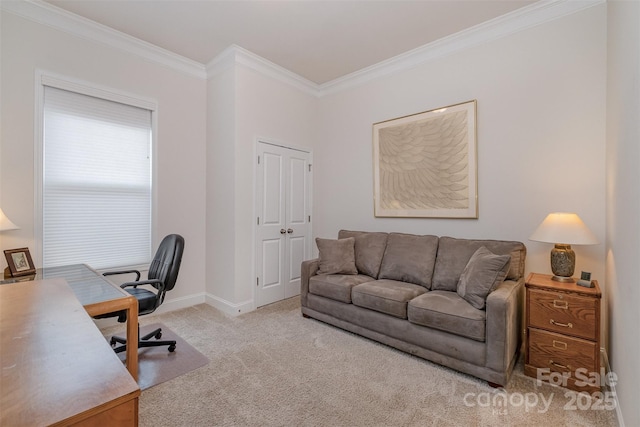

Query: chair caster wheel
[155,331,162,339]
[168,345,176,352]
[110,337,117,347]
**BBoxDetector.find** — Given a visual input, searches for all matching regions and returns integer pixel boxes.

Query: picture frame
[373,100,478,218]
[4,247,36,277]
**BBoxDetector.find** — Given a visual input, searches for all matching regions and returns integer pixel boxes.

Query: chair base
[110,325,176,354]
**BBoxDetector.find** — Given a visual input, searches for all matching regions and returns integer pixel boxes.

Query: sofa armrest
[484,278,524,374]
[301,258,320,307]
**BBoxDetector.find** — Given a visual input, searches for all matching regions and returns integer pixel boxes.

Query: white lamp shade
[0,208,19,231]
[529,212,598,245]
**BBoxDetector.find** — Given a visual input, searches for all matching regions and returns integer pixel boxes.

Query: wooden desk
[0,278,140,426]
[2,264,139,381]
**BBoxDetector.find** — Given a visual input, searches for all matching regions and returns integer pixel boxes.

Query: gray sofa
[301,230,526,386]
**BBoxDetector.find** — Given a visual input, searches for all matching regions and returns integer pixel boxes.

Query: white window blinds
[43,86,152,269]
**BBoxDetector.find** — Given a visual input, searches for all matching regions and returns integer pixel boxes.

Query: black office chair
[101,234,185,353]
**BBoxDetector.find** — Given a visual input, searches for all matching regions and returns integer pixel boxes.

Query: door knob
[280,229,286,234]
[287,228,293,234]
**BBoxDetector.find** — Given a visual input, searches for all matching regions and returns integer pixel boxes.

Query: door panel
[262,239,282,287]
[256,142,312,307]
[262,153,283,225]
[286,235,305,298]
[289,156,307,225]
[284,152,310,298]
[256,145,286,307]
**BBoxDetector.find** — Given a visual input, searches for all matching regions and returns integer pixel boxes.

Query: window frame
[34,70,158,270]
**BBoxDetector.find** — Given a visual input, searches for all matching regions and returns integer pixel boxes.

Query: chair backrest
[148,234,185,295]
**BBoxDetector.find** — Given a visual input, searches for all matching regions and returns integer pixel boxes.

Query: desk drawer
[528,328,598,374]
[528,288,597,340]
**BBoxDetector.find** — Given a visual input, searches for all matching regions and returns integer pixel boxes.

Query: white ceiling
[44,0,536,84]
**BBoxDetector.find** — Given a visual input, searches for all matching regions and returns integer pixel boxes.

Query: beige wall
[206,59,237,307]
[606,1,640,425]
[206,54,317,314]
[315,6,607,282]
[0,11,208,310]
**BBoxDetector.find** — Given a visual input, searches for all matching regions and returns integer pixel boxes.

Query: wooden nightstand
[524,272,602,393]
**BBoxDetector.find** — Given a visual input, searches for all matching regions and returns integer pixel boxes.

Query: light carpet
[119,298,618,426]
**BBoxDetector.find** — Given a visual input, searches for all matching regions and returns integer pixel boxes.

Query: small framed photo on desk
[4,247,36,277]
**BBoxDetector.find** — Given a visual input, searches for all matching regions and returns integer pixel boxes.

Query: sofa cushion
[338,230,388,278]
[377,233,439,288]
[408,291,486,342]
[352,279,427,319]
[309,274,375,303]
[457,246,511,310]
[431,237,526,291]
[315,237,358,275]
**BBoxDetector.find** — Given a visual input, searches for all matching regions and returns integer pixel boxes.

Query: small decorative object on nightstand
[524,272,601,393]
[577,271,595,288]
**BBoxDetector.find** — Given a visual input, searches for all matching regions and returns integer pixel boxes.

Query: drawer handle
[549,360,571,371]
[550,319,573,328]
[553,300,568,309]
[552,340,567,350]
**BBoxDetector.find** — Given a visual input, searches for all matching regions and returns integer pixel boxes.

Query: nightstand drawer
[528,328,598,373]
[528,288,598,340]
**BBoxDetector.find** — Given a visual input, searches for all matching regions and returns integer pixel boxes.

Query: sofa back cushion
[338,230,388,278]
[378,233,439,288]
[432,237,526,291]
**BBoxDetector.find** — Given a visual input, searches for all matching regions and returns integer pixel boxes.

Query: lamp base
[551,275,575,283]
[550,244,575,281]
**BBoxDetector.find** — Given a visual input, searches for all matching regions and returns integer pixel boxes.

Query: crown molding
[1,0,207,80]
[318,0,605,96]
[205,45,238,79]
[2,0,604,96]
[206,45,320,97]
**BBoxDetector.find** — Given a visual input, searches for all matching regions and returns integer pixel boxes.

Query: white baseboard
[601,348,625,427]
[93,291,254,329]
[93,293,206,329]
[205,293,255,317]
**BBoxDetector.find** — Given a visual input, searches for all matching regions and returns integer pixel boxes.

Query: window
[41,83,153,269]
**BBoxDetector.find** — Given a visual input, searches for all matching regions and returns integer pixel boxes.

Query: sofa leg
[487,381,503,388]
[302,313,310,318]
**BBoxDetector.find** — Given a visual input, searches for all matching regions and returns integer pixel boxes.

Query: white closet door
[256,142,312,307]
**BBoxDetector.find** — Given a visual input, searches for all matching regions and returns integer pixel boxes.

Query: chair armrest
[121,278,164,291]
[485,278,524,373]
[103,269,141,281]
[300,258,320,307]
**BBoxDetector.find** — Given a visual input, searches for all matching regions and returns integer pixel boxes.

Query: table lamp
[0,208,19,232]
[1,208,20,278]
[529,212,598,282]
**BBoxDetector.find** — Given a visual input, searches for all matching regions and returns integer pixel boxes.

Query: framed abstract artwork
[373,100,477,218]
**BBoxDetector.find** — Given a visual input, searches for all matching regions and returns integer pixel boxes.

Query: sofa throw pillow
[432,237,524,291]
[316,237,358,275]
[457,246,511,310]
